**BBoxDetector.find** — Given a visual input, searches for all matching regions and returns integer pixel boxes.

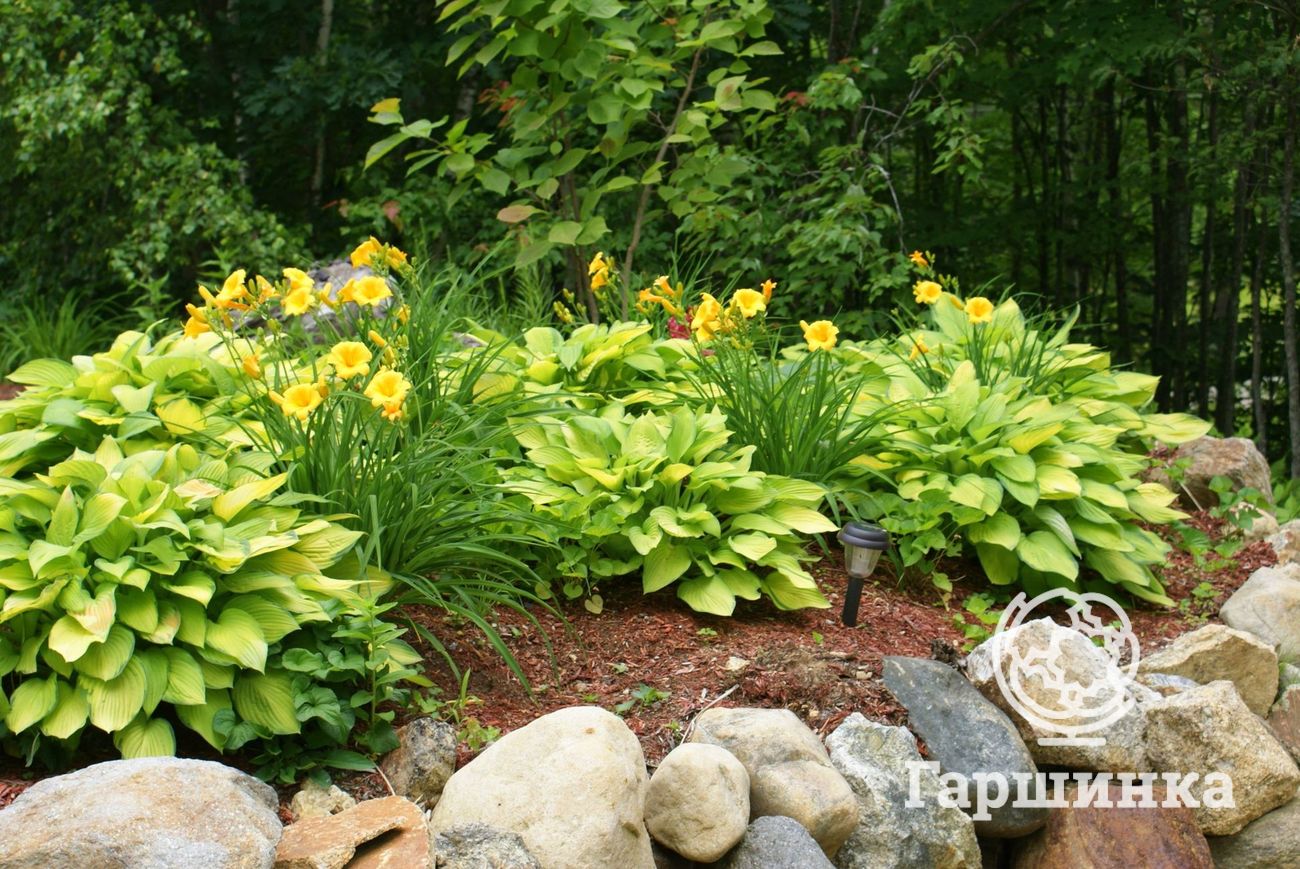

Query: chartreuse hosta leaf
[504,404,833,614]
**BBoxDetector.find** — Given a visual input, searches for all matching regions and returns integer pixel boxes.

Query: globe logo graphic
[991,589,1141,746]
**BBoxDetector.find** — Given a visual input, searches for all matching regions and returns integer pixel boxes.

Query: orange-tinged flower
[761,279,776,302]
[909,250,929,268]
[380,399,405,423]
[588,252,608,276]
[327,341,373,379]
[241,355,262,379]
[364,369,412,409]
[282,285,317,316]
[948,294,965,311]
[966,296,994,324]
[350,276,392,307]
[367,329,388,349]
[590,268,610,292]
[913,280,942,305]
[219,269,248,302]
[637,288,682,317]
[731,288,766,318]
[908,336,931,361]
[801,319,838,351]
[254,275,277,301]
[270,383,324,421]
[653,275,676,297]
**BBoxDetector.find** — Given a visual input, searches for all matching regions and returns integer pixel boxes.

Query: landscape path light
[837,521,890,627]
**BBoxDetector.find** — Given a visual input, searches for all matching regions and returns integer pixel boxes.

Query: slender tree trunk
[309,0,335,210]
[1216,101,1257,434]
[1280,68,1300,477]
[1145,88,1170,398]
[1165,54,1192,412]
[228,0,247,186]
[1104,80,1131,363]
[1250,214,1268,455]
[1196,91,1218,417]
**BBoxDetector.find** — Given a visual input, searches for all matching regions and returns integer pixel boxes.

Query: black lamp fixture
[837,521,889,627]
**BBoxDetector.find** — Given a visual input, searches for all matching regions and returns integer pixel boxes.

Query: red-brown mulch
[0,382,22,402]
[0,509,1277,810]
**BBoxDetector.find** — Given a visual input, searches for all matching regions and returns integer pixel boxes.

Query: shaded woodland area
[2,0,1298,471]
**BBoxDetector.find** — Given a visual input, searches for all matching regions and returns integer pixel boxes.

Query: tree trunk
[1105,80,1131,363]
[1250,213,1267,456]
[309,0,335,211]
[1280,66,1300,477]
[1196,90,1218,417]
[1216,100,1257,434]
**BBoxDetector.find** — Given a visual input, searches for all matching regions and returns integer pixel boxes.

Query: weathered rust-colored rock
[275,796,426,869]
[1270,685,1300,763]
[1011,784,1212,868]
[350,798,431,869]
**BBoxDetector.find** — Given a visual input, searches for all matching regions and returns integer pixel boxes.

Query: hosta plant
[842,289,1210,603]
[0,437,408,765]
[500,404,838,616]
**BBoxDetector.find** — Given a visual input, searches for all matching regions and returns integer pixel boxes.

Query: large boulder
[0,757,281,869]
[1138,624,1279,716]
[881,656,1046,838]
[1152,436,1272,509]
[379,717,458,809]
[1010,782,1212,868]
[644,743,749,863]
[826,713,979,869]
[275,796,429,869]
[1219,564,1300,663]
[1208,788,1300,868]
[687,707,858,857]
[1144,681,1300,835]
[427,706,654,869]
[716,816,834,869]
[964,619,1153,772]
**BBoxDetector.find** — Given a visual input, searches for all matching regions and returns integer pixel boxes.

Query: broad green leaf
[676,576,736,616]
[991,454,1035,484]
[205,609,267,673]
[642,543,692,593]
[175,689,231,750]
[1033,506,1080,556]
[224,596,300,644]
[114,715,175,758]
[766,504,838,534]
[85,657,147,732]
[761,573,829,610]
[967,513,1021,550]
[5,676,58,733]
[1085,548,1150,587]
[41,681,89,739]
[232,672,300,735]
[212,473,288,522]
[49,615,100,663]
[73,624,135,681]
[116,588,158,634]
[161,648,206,706]
[950,475,1002,515]
[730,533,777,562]
[1036,465,1081,499]
[975,542,1019,585]
[1016,531,1079,581]
[7,358,76,387]
[137,648,170,715]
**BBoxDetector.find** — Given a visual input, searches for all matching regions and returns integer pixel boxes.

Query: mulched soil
[0,508,1278,810]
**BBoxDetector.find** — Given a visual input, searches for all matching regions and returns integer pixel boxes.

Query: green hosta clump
[0,435,400,760]
[845,294,1210,603]
[498,322,694,407]
[500,404,836,616]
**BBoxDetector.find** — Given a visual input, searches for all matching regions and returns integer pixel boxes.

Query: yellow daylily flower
[327,341,373,380]
[350,236,407,269]
[691,293,724,341]
[731,288,766,318]
[283,268,315,294]
[588,252,608,276]
[219,269,248,305]
[282,285,317,317]
[350,276,392,307]
[270,383,324,421]
[913,280,942,305]
[364,369,412,409]
[761,279,776,303]
[182,315,209,340]
[909,250,929,268]
[241,355,262,379]
[966,297,995,324]
[801,319,839,351]
[948,293,965,311]
[909,336,931,361]
[380,399,405,423]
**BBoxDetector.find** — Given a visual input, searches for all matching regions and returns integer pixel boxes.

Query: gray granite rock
[434,822,540,869]
[717,816,834,869]
[882,656,1046,838]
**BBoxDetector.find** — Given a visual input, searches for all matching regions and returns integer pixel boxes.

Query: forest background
[3,0,1298,475]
